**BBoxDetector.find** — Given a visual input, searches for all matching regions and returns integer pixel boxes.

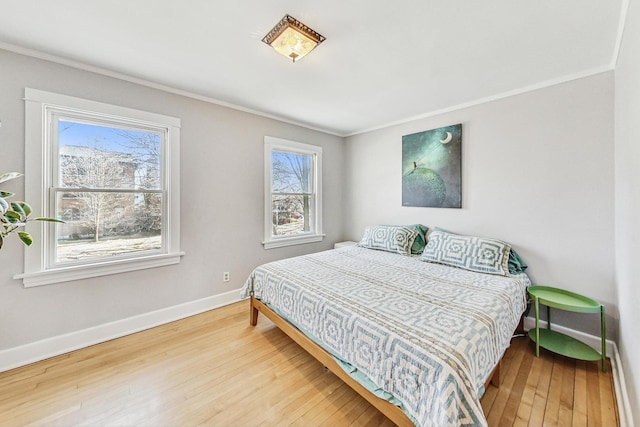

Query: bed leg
[250,297,259,326]
[490,361,501,387]
[515,315,525,335]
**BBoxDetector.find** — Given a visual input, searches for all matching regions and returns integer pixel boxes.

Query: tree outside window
[271,150,312,236]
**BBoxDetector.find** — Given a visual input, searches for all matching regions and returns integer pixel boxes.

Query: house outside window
[263,136,323,249]
[17,89,183,287]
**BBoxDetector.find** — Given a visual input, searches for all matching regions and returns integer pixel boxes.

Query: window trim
[15,88,183,287]
[263,136,323,249]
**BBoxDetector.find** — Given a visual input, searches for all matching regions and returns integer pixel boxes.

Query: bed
[241,227,530,427]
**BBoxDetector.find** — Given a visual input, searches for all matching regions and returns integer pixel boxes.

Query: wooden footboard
[250,296,502,426]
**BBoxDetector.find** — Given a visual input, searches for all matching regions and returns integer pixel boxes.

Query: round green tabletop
[528,285,602,313]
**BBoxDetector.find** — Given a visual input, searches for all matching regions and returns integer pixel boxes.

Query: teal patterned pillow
[358,225,418,256]
[383,224,429,254]
[420,229,511,276]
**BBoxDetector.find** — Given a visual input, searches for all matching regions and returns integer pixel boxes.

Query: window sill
[14,251,186,288]
[263,234,325,249]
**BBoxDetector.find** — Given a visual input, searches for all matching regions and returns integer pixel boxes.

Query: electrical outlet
[223,272,230,282]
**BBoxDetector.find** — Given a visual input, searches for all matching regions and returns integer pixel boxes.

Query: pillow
[406,224,429,254]
[429,227,527,274]
[358,225,418,256]
[420,229,511,276]
[384,224,429,254]
[508,248,528,274]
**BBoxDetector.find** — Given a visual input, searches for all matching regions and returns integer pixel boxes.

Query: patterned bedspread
[241,246,530,426]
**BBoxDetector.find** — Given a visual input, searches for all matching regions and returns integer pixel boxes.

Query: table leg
[535,297,540,357]
[601,305,607,372]
[546,305,551,330]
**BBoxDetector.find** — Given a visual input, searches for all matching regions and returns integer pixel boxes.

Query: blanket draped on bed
[241,246,530,427]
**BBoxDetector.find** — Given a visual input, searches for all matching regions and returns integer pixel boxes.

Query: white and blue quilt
[241,246,530,426]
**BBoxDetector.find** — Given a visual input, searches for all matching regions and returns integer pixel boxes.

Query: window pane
[55,191,162,263]
[58,119,162,190]
[271,151,312,193]
[271,194,311,236]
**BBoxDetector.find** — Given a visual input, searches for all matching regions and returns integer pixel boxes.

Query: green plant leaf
[34,217,65,223]
[5,210,21,222]
[0,197,8,213]
[0,172,22,184]
[0,234,3,250]
[18,231,33,246]
[16,201,32,217]
[10,202,26,218]
[0,191,15,198]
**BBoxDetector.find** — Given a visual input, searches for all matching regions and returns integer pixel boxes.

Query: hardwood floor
[0,300,618,426]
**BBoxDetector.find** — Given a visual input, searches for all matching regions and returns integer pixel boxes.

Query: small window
[17,89,183,287]
[263,136,323,249]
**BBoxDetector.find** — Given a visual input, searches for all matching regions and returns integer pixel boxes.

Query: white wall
[344,72,616,338]
[0,48,344,351]
[615,0,640,421]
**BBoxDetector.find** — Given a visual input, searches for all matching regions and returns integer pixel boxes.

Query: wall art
[402,123,462,208]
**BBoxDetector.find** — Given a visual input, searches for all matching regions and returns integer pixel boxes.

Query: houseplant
[0,172,62,250]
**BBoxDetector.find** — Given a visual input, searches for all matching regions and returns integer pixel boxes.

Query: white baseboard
[611,341,635,427]
[524,316,634,427]
[0,289,243,374]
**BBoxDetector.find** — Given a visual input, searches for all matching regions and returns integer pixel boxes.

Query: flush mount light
[262,14,326,63]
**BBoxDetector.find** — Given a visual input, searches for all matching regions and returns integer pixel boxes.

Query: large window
[263,136,323,249]
[17,89,182,287]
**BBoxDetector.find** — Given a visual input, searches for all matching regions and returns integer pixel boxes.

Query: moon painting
[402,124,462,208]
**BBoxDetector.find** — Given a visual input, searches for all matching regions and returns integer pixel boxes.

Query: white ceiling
[0,1,625,136]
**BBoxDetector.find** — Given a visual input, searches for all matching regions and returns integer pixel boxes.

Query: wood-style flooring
[0,300,618,426]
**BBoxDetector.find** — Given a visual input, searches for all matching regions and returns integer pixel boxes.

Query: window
[263,136,323,249]
[17,89,182,287]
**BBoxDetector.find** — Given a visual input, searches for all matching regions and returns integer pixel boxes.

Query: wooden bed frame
[250,296,502,427]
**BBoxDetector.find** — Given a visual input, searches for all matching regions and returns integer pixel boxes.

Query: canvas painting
[402,124,462,208]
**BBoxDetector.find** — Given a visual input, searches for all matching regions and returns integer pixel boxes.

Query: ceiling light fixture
[262,14,325,63]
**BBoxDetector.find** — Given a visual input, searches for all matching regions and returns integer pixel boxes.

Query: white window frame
[15,88,183,287]
[263,136,323,249]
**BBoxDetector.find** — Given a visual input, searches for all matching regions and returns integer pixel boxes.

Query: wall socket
[223,272,230,282]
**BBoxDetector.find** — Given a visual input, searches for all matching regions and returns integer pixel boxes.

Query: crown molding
[0,41,342,137]
[345,65,614,137]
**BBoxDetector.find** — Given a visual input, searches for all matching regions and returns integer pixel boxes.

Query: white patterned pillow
[420,229,511,276]
[357,225,418,256]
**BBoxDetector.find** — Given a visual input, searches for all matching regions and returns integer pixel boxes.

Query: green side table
[528,285,606,372]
